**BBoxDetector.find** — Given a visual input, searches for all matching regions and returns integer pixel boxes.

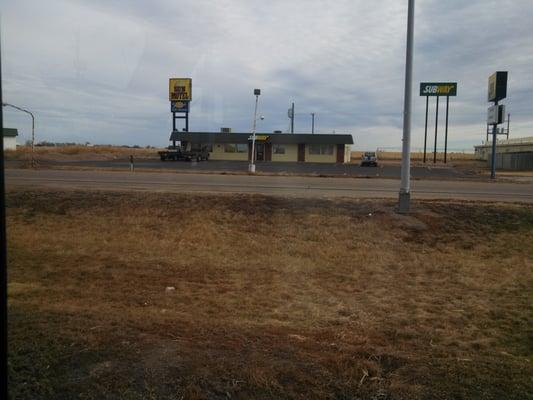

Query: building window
[274,145,285,154]
[191,143,213,152]
[309,144,334,155]
[224,143,247,153]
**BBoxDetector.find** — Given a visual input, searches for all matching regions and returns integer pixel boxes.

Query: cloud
[2,0,532,149]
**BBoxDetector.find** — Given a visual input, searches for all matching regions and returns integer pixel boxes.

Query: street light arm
[2,102,36,167]
[2,102,34,119]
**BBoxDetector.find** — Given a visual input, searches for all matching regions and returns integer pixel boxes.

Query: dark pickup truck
[158,146,210,162]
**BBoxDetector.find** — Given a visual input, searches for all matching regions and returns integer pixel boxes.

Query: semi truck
[158,145,210,162]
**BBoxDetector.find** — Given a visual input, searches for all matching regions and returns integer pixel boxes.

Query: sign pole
[490,101,498,179]
[185,112,189,132]
[433,95,439,164]
[398,0,415,214]
[423,95,429,163]
[444,95,449,163]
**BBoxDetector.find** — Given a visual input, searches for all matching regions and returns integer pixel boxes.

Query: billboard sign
[169,78,192,101]
[488,71,507,102]
[171,101,190,113]
[487,104,505,125]
[420,82,457,96]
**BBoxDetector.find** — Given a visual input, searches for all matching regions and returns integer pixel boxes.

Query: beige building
[3,128,18,151]
[170,131,353,163]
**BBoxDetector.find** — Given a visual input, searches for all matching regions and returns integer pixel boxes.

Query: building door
[298,144,305,162]
[265,143,272,161]
[256,143,265,161]
[336,144,345,163]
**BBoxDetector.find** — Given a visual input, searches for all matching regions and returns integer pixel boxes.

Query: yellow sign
[169,78,192,101]
[248,135,269,141]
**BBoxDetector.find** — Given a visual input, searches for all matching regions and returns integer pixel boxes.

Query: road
[7,158,482,180]
[5,169,533,203]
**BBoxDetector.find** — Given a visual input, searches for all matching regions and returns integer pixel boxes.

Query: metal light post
[249,89,261,173]
[311,113,315,134]
[0,29,8,400]
[3,103,35,167]
[398,0,415,213]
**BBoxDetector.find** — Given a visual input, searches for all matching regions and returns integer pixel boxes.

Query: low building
[3,128,18,150]
[169,131,353,163]
[474,137,533,170]
[474,136,533,160]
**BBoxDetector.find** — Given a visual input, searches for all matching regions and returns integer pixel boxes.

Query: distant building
[3,128,18,150]
[169,131,353,163]
[474,136,533,170]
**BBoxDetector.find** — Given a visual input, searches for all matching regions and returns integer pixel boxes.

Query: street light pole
[311,113,315,134]
[2,103,35,168]
[398,0,415,213]
[249,89,260,173]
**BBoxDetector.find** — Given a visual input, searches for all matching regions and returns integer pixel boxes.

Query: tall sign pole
[423,96,428,163]
[398,0,415,213]
[490,112,498,179]
[419,82,457,164]
[487,71,508,180]
[433,95,439,163]
[169,78,192,147]
[444,95,450,163]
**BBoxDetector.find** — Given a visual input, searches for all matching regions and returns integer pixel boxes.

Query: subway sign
[420,82,457,97]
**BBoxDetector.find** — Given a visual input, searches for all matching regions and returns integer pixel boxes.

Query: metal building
[474,136,533,170]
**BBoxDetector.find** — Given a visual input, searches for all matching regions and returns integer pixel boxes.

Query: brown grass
[7,190,533,399]
[351,151,476,162]
[5,145,161,162]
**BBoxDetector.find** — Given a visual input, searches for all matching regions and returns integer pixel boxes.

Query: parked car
[360,151,378,167]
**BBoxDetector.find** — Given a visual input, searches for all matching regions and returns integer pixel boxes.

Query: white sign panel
[487,105,505,125]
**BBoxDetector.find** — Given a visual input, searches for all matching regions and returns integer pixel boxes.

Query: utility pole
[398,0,415,213]
[507,113,510,139]
[311,113,315,134]
[290,102,294,134]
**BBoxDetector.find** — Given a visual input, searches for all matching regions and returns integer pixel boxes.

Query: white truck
[360,151,378,167]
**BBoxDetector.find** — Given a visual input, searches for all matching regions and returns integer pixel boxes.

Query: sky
[1,0,532,150]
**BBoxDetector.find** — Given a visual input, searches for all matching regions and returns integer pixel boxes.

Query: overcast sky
[2,0,532,150]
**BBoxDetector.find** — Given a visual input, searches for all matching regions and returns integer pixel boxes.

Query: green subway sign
[420,82,457,96]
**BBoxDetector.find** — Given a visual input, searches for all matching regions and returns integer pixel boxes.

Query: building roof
[3,128,18,137]
[474,136,533,149]
[169,131,354,145]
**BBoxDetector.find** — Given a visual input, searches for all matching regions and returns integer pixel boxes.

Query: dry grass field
[351,151,476,162]
[5,145,161,163]
[6,190,533,399]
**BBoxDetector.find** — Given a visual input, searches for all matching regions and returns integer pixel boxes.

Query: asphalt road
[6,169,533,203]
[10,158,482,180]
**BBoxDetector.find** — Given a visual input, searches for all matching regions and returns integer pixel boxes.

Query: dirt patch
[7,190,533,399]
